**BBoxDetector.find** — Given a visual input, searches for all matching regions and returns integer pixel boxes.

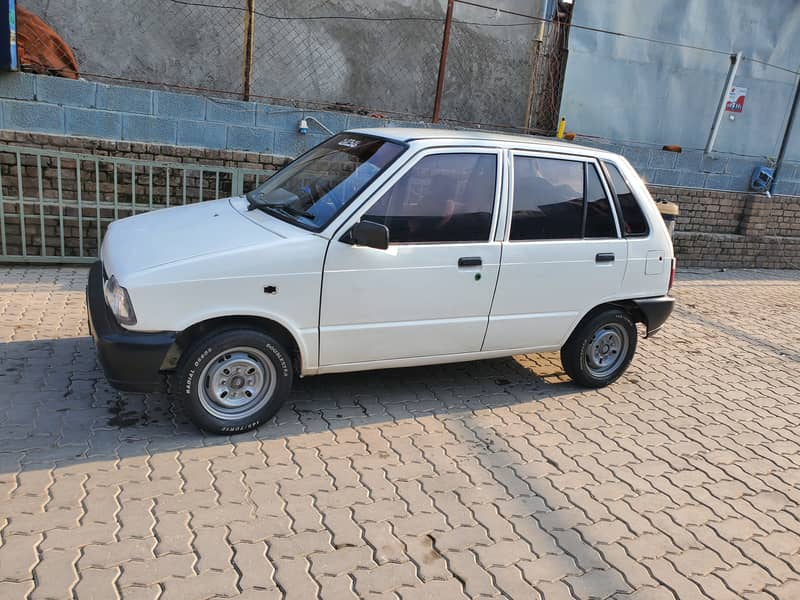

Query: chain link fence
[249,1,446,118]
[437,2,569,133]
[19,0,569,134]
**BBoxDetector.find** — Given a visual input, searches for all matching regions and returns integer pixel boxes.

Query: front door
[483,152,628,351]
[320,149,503,367]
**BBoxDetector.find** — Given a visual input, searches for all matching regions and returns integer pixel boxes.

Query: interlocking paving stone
[2,266,800,598]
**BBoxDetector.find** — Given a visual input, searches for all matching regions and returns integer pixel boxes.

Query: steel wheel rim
[198,346,276,420]
[584,323,629,378]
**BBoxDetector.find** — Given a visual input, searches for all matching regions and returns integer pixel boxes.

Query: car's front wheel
[560,308,638,388]
[176,328,293,433]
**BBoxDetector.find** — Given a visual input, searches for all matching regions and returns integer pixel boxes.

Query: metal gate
[0,145,273,263]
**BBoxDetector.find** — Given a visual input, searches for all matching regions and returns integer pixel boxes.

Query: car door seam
[317,237,333,369]
[480,240,504,353]
[480,150,509,352]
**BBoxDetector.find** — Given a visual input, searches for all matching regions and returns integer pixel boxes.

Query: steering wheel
[312,178,332,198]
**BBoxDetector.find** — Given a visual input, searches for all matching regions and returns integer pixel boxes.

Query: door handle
[595,253,615,263]
[458,257,482,268]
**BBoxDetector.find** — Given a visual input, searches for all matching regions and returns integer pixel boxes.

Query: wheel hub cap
[584,324,629,378]
[198,347,277,420]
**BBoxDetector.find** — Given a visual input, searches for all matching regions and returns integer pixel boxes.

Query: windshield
[246,133,405,231]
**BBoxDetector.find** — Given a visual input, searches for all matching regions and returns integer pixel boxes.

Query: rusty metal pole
[523,29,544,133]
[432,0,455,123]
[241,0,256,101]
[524,0,551,133]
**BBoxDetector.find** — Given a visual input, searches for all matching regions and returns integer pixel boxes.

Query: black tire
[175,328,293,434]
[560,308,637,388]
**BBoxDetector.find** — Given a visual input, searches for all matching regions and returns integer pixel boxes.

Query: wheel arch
[560,301,640,388]
[565,300,645,346]
[161,315,304,376]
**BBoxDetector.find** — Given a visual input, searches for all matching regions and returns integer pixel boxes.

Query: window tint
[603,161,649,236]
[247,134,404,231]
[363,153,496,243]
[510,157,584,240]
[584,165,617,238]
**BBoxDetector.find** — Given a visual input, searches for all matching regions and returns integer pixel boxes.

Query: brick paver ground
[1,266,800,599]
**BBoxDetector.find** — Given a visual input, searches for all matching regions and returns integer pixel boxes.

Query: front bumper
[633,295,675,337]
[86,261,176,392]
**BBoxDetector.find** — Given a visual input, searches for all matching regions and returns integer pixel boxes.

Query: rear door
[483,151,628,352]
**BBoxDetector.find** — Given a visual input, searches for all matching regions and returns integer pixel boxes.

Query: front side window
[363,153,497,244]
[603,161,649,236]
[246,133,405,231]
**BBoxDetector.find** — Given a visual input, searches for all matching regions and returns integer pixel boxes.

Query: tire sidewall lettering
[184,346,213,394]
[178,331,292,434]
[219,421,260,433]
[264,343,289,378]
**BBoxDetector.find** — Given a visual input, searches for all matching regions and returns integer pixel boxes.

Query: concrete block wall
[0,72,402,160]
[581,137,800,197]
[2,72,800,197]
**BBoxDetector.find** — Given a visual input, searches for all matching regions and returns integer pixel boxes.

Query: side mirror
[350,220,389,250]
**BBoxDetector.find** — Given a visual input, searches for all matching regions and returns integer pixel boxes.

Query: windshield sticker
[338,138,361,148]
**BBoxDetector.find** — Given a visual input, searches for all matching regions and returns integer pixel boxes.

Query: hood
[101,197,287,278]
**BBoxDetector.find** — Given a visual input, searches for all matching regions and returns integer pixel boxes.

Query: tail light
[668,258,676,292]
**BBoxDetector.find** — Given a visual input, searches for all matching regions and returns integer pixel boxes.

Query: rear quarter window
[603,161,649,236]
[585,165,617,238]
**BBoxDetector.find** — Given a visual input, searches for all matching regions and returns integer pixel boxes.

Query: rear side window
[603,161,649,236]
[510,157,618,241]
[510,157,584,240]
[363,153,497,244]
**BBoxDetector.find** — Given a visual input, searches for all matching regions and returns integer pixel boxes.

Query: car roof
[349,127,610,157]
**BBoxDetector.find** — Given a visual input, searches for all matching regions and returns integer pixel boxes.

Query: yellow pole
[556,117,566,139]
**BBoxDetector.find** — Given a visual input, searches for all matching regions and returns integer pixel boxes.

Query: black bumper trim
[633,295,675,338]
[87,261,176,392]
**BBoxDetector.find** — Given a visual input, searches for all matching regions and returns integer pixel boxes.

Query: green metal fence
[0,145,273,263]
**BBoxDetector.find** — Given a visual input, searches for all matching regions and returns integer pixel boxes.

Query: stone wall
[650,187,748,235]
[0,129,290,169]
[673,233,800,270]
[650,185,800,269]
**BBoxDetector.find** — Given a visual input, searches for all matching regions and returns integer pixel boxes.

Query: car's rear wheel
[176,328,292,433]
[560,308,637,387]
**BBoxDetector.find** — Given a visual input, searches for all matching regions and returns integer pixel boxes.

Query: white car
[87,128,675,433]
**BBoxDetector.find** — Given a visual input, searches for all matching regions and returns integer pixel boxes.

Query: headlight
[103,275,137,326]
